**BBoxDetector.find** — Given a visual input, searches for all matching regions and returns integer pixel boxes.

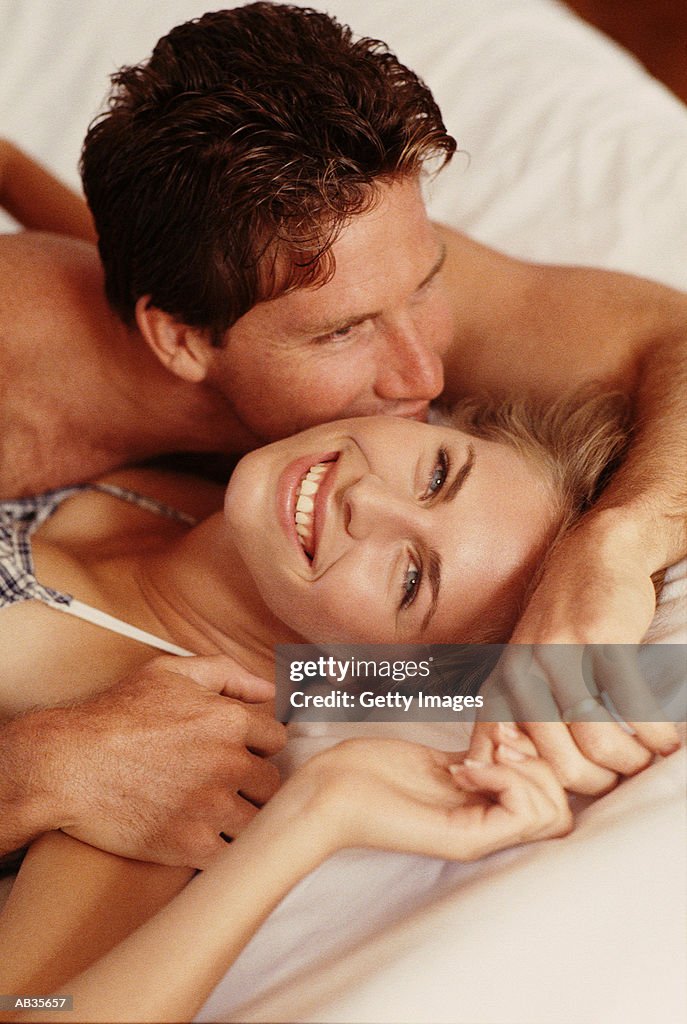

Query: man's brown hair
[80,2,456,341]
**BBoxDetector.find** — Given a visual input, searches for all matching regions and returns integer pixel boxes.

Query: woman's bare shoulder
[35,468,224,551]
[94,467,226,521]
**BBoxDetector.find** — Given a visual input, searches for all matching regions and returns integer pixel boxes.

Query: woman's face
[224,416,557,643]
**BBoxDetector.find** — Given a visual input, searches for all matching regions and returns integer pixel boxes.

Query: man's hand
[469,513,682,794]
[1,655,286,868]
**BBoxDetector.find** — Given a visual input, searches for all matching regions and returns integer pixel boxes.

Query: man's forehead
[253,249,444,342]
[244,176,439,333]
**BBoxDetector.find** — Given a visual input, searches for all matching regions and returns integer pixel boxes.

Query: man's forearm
[590,330,687,572]
[442,233,687,566]
[0,710,63,856]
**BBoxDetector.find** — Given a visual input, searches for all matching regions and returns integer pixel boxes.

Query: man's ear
[135,296,213,383]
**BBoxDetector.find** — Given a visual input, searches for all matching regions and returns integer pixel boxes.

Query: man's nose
[373,317,445,402]
[344,475,421,540]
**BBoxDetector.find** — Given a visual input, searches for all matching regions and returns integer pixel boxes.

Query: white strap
[48,598,194,657]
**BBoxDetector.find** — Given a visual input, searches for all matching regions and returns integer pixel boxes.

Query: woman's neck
[134,513,301,678]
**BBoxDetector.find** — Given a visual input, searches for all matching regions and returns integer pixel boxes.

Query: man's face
[207,176,454,443]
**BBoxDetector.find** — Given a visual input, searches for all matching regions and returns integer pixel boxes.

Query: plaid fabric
[0,484,196,611]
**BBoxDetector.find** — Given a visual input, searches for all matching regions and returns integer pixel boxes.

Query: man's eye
[423,447,449,499]
[400,557,422,610]
[314,323,358,344]
[329,325,354,341]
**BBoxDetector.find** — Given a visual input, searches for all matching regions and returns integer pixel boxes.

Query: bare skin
[0,156,684,865]
[0,461,572,1017]
[0,233,257,497]
[0,732,571,1023]
[0,140,96,243]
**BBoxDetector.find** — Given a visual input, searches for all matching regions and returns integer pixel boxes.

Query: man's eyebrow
[416,243,447,293]
[421,444,476,633]
[303,244,447,338]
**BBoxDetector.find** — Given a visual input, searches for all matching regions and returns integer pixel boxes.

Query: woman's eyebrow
[421,444,476,632]
[443,443,476,505]
[421,548,443,634]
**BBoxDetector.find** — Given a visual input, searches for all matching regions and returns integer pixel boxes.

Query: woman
[0,389,631,1021]
[0,391,628,710]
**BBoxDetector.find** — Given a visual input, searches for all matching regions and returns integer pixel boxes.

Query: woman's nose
[343,476,420,540]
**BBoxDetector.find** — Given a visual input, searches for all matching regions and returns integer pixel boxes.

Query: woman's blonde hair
[434,387,631,644]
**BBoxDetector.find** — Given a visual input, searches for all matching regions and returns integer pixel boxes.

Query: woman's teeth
[295,462,329,557]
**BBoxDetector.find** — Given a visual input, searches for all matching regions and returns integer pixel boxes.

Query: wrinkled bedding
[1,2,685,1021]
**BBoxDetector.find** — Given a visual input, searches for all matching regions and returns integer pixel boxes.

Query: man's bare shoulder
[0,230,105,319]
[0,232,116,384]
[0,232,129,498]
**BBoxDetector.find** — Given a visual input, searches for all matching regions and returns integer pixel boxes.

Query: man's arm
[439,230,686,787]
[0,140,96,242]
[0,655,286,867]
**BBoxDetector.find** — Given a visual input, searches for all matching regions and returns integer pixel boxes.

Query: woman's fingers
[447,755,572,856]
[469,721,538,764]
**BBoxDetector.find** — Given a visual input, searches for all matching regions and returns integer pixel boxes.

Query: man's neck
[93,321,260,460]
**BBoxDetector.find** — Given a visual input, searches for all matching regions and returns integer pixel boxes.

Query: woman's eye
[400,558,421,610]
[424,447,449,498]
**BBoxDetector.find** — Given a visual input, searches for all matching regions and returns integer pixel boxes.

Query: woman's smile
[276,450,340,567]
[225,416,557,645]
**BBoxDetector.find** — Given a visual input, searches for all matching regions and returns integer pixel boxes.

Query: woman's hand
[296,726,572,863]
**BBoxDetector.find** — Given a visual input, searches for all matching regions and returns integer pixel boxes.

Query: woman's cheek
[311,578,394,644]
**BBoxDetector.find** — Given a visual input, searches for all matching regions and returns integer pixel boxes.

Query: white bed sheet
[195,562,685,1022]
[207,745,687,1024]
[2,2,686,1022]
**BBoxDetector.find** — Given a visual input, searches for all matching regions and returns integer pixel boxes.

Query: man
[1,3,684,866]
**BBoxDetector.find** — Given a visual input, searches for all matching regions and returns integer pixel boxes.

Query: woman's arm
[0,732,571,1023]
[0,833,192,995]
[0,140,96,242]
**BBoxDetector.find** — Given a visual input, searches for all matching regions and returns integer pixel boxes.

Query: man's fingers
[591,647,681,755]
[522,722,618,795]
[627,720,681,756]
[566,720,653,775]
[236,753,281,807]
[591,645,659,721]
[150,653,275,703]
[188,795,263,868]
[242,711,287,757]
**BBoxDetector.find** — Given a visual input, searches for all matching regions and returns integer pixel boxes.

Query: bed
[1,2,686,1022]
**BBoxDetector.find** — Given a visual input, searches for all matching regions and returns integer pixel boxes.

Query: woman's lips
[308,456,340,568]
[277,452,339,564]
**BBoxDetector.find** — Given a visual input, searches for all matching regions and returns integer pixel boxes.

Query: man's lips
[384,401,430,422]
[277,452,339,564]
